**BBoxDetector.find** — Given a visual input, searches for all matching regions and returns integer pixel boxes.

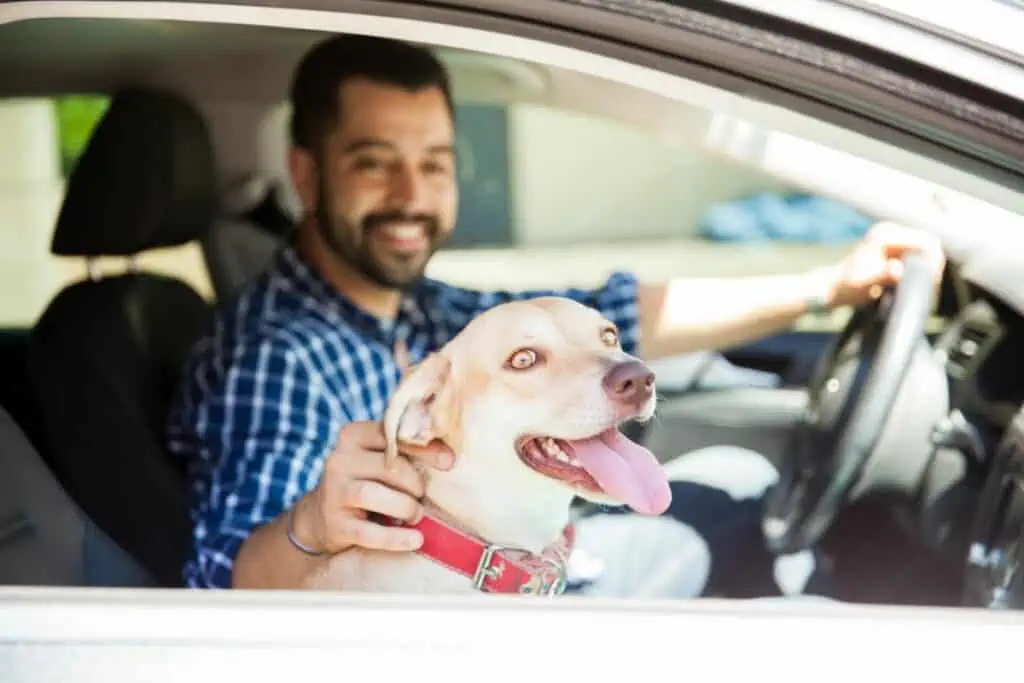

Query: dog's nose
[603,360,655,405]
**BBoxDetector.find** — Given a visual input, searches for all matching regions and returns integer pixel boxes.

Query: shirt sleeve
[167,334,342,589]
[436,271,642,356]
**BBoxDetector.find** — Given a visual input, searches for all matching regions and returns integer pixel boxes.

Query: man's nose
[602,360,655,406]
[391,164,426,206]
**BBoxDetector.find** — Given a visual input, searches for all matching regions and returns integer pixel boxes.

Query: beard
[314,177,446,291]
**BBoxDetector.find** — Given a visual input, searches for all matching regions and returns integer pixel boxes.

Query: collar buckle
[472,544,510,590]
[471,544,567,596]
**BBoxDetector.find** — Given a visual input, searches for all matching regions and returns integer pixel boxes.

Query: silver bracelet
[286,505,326,557]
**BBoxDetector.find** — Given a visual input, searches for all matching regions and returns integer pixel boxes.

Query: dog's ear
[383,352,454,469]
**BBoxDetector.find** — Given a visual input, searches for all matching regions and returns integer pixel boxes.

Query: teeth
[537,437,578,465]
[381,225,424,240]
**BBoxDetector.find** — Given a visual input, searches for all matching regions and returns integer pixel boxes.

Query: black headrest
[51,87,218,257]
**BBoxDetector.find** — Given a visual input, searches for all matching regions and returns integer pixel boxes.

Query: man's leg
[564,512,714,599]
[563,445,832,599]
[658,446,829,597]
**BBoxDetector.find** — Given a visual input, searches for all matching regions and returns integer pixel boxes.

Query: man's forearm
[232,495,330,589]
[637,267,834,359]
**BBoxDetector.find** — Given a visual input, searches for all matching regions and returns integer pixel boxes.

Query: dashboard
[934,295,1016,458]
[929,270,1024,608]
[963,406,1024,608]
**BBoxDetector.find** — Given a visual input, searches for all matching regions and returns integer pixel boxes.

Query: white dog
[307,296,672,595]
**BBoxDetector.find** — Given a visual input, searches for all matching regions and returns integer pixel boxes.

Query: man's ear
[383,353,455,469]
[287,146,318,215]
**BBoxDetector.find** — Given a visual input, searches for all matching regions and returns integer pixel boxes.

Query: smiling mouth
[373,223,429,252]
[518,435,603,493]
[514,427,672,516]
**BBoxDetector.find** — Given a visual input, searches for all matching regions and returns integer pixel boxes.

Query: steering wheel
[761,251,937,555]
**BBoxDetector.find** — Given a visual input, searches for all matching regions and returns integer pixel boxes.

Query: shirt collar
[272,244,433,344]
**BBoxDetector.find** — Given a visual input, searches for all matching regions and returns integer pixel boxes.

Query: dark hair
[289,34,455,151]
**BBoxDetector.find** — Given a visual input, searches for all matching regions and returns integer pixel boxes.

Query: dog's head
[383,297,671,522]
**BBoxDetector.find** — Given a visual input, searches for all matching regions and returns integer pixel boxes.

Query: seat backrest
[25,87,218,587]
[200,181,294,300]
[0,404,156,587]
[201,218,283,300]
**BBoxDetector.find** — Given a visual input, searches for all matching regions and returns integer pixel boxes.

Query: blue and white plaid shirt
[166,244,641,589]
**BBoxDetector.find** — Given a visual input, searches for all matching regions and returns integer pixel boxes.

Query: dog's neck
[420,439,577,555]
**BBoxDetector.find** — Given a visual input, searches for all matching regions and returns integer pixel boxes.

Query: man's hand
[231,420,453,589]
[290,420,455,555]
[819,221,946,309]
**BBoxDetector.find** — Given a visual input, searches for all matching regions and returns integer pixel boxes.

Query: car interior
[1,14,1023,610]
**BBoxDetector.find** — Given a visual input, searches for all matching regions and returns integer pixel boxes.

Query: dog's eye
[601,327,619,346]
[507,348,538,370]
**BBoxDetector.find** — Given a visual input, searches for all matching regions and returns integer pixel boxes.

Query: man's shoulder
[167,283,342,437]
[201,285,333,373]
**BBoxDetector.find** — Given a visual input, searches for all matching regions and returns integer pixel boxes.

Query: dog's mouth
[516,427,671,516]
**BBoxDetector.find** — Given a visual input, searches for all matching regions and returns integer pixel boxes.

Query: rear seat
[0,404,155,587]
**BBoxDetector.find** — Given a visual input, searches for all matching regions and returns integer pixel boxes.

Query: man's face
[302,77,458,290]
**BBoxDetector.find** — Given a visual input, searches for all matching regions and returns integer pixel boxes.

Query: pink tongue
[565,430,671,515]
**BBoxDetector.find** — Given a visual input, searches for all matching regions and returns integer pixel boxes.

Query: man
[166,34,943,595]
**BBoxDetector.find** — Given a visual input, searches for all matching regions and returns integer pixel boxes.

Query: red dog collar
[380,513,574,596]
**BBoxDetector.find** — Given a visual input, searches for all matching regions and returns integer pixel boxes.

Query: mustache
[363,211,439,234]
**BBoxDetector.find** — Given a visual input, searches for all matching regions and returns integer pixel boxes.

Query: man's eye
[422,160,452,176]
[351,157,388,172]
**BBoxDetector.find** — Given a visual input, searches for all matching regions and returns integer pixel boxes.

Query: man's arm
[168,338,343,590]
[233,421,448,590]
[635,268,832,360]
[435,222,942,363]
[635,222,945,360]
[433,268,821,360]
[232,494,330,589]
[171,335,443,591]
[223,344,342,590]
[434,265,828,360]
